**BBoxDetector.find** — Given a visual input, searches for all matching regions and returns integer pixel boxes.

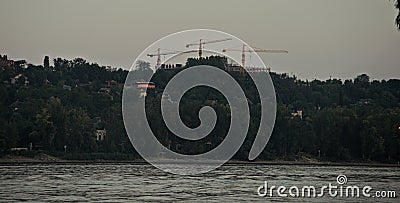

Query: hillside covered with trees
[0,55,399,163]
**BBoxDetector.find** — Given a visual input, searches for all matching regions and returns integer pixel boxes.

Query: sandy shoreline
[0,154,399,167]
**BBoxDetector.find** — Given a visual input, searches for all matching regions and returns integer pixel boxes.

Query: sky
[0,0,399,80]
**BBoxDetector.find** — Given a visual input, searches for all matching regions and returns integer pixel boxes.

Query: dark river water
[0,163,398,202]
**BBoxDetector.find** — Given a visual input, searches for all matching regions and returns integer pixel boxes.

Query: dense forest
[0,55,399,163]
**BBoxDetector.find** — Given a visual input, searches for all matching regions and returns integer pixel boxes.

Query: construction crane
[147,48,195,68]
[186,38,232,58]
[222,44,288,70]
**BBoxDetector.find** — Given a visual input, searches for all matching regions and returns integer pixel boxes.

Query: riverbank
[1,153,399,167]
[0,154,146,164]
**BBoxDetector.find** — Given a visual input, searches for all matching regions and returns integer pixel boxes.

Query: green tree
[396,0,400,29]
[43,56,50,68]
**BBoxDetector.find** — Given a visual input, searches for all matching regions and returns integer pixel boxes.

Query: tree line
[0,56,399,162]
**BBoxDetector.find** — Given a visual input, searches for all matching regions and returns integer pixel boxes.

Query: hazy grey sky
[1,0,399,80]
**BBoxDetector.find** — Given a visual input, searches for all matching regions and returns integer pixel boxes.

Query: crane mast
[186,38,232,58]
[223,44,288,75]
[147,49,195,68]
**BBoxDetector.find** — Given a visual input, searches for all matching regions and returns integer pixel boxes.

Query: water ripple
[0,164,398,202]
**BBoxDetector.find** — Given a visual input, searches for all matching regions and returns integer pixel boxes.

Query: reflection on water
[0,163,398,202]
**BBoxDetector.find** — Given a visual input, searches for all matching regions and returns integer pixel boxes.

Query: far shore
[0,154,399,168]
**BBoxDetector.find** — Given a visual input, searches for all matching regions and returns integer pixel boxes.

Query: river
[0,163,398,202]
